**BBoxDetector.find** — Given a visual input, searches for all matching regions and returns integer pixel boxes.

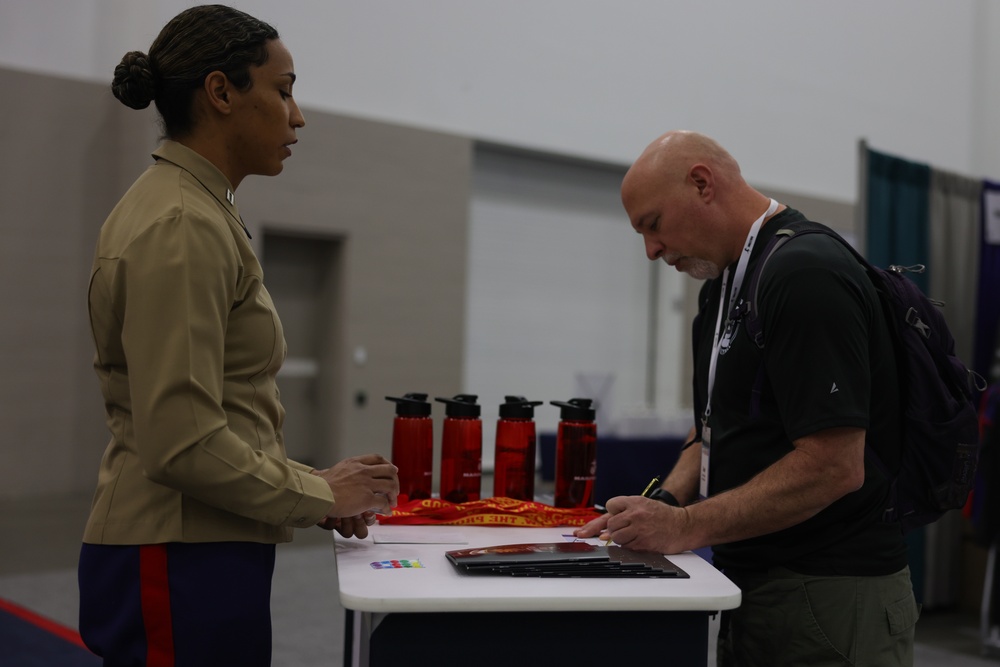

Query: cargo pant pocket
[886,595,920,635]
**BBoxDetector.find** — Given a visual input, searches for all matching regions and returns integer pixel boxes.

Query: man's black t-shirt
[694,208,907,576]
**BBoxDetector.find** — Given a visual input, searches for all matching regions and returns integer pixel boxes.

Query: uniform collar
[152,140,250,238]
[152,141,241,220]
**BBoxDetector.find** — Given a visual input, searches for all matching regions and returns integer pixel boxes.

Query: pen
[640,476,661,498]
[606,476,662,545]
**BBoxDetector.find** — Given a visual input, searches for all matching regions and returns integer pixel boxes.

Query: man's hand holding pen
[572,476,695,554]
[599,496,694,554]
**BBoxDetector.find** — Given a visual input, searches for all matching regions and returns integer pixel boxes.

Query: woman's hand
[316,511,378,539]
[312,454,400,519]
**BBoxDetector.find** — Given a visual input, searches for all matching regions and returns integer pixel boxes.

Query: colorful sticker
[369,559,424,569]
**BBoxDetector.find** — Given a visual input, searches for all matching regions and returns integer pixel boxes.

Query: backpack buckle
[904,307,931,339]
[729,298,750,323]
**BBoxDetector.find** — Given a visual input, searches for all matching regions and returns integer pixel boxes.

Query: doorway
[261,231,345,467]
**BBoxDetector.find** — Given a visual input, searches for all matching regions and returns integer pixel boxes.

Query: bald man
[576,131,918,666]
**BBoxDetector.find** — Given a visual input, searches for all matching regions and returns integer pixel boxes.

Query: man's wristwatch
[647,488,681,507]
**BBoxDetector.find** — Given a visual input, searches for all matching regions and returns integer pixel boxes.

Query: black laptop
[445,542,689,578]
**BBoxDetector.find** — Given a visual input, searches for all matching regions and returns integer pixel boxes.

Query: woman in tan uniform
[78,6,398,665]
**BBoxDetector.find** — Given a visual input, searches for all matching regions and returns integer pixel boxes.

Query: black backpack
[733,219,983,532]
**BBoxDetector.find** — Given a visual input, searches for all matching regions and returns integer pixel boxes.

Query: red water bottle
[493,396,542,501]
[436,394,482,504]
[551,398,598,508]
[385,393,433,504]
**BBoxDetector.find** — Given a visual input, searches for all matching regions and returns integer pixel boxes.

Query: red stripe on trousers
[139,544,175,667]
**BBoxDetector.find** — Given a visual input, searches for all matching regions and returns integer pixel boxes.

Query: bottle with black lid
[436,394,482,503]
[551,398,598,508]
[493,396,542,501]
[385,393,434,504]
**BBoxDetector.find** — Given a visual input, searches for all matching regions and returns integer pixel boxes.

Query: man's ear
[688,164,714,202]
[203,71,233,115]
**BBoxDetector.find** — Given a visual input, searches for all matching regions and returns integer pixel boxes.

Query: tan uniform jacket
[83,141,334,545]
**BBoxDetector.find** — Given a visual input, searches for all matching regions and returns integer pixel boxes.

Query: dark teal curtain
[866,148,931,293]
[866,147,932,603]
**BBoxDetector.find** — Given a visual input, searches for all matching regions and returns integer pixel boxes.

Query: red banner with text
[377,497,601,527]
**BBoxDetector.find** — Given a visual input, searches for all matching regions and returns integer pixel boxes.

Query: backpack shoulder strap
[738,220,863,349]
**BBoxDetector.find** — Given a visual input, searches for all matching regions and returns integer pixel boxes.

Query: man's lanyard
[700,198,779,498]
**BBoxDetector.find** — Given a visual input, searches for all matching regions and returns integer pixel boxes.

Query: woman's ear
[203,71,232,114]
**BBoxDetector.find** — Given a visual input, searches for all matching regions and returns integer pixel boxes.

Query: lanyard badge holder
[700,199,779,499]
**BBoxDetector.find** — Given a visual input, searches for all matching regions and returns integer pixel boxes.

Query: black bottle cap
[498,395,543,419]
[435,394,481,418]
[385,393,432,417]
[550,398,596,421]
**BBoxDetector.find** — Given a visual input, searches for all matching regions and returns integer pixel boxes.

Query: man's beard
[667,255,721,280]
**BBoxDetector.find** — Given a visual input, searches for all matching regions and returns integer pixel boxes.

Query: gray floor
[1,492,998,666]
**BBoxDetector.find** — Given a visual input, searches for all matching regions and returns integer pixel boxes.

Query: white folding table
[333,524,740,667]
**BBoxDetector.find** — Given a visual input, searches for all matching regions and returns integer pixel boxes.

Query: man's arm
[572,425,702,539]
[601,426,866,554]
[657,426,701,506]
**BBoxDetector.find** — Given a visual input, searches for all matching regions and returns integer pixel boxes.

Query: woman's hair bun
[111,51,155,109]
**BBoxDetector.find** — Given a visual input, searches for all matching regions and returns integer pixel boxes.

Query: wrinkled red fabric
[377,496,600,527]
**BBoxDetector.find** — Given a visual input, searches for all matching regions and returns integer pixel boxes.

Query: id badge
[699,425,711,499]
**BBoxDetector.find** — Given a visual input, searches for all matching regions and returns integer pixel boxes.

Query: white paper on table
[561,533,607,546]
[371,527,469,544]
